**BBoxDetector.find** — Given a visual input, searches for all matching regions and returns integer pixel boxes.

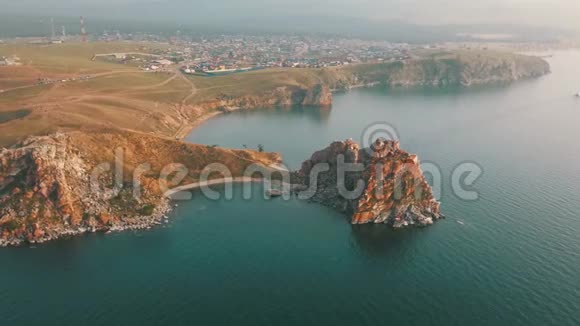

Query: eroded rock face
[199,84,333,113]
[295,139,441,228]
[0,131,281,246]
[302,84,333,107]
[0,133,165,246]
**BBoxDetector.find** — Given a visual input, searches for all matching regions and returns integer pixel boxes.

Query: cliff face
[0,131,280,246]
[192,52,549,114]
[337,51,550,89]
[295,139,441,228]
[387,54,549,87]
[196,84,333,113]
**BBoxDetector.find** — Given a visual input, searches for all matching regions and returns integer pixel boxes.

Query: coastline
[0,52,551,247]
[0,200,173,247]
[174,104,254,141]
[174,52,551,142]
[1,177,293,247]
[0,131,282,247]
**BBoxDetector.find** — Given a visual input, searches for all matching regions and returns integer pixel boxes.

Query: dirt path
[166,70,200,139]
[123,72,178,92]
[179,71,198,106]
[0,69,141,95]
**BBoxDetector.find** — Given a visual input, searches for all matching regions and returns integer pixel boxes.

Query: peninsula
[0,43,549,147]
[0,41,550,245]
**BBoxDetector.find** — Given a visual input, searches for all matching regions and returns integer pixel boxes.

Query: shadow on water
[246,105,332,125]
[355,81,539,98]
[350,224,423,257]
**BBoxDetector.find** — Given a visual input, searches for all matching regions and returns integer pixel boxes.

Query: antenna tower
[80,16,87,42]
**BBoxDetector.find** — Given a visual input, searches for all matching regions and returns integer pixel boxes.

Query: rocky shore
[0,131,281,246]
[0,202,172,247]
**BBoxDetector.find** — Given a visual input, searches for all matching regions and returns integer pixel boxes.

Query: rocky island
[294,139,441,228]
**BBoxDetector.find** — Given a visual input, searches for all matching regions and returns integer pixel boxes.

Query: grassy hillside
[0,42,166,74]
[0,42,549,147]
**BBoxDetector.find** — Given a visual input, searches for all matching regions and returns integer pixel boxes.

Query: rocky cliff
[294,139,441,228]
[192,51,549,114]
[0,131,280,246]
[196,84,333,113]
[330,51,550,90]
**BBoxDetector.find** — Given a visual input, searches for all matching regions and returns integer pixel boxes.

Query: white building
[153,59,173,66]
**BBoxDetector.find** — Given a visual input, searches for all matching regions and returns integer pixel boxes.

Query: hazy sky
[2,0,579,30]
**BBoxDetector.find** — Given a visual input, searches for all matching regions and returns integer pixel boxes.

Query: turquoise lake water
[2,51,580,325]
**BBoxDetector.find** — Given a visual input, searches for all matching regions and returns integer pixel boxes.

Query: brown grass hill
[0,44,548,148]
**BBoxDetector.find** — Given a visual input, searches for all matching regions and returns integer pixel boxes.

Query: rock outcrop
[301,84,333,106]
[197,84,333,113]
[0,131,281,246]
[294,139,441,228]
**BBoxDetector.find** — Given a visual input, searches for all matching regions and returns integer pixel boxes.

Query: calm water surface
[2,52,580,325]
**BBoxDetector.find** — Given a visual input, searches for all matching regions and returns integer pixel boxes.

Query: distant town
[1,17,578,79]
[96,34,422,75]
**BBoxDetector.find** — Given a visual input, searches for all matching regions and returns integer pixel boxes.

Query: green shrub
[140,204,156,216]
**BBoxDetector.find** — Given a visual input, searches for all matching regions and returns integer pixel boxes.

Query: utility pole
[50,18,55,40]
[80,16,87,42]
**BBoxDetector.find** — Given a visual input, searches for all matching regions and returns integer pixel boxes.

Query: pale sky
[1,0,579,30]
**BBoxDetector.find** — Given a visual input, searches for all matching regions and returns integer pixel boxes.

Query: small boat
[456,220,465,225]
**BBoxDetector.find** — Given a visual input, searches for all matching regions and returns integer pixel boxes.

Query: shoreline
[0,175,297,247]
[0,52,552,247]
[0,200,172,248]
[174,110,225,140]
[175,103,254,141]
[174,63,551,143]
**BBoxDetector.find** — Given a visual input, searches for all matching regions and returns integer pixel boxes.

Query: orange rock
[98,213,111,225]
[297,139,442,227]
[33,226,45,239]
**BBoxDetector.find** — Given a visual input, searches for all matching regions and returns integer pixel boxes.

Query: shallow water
[2,51,580,325]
